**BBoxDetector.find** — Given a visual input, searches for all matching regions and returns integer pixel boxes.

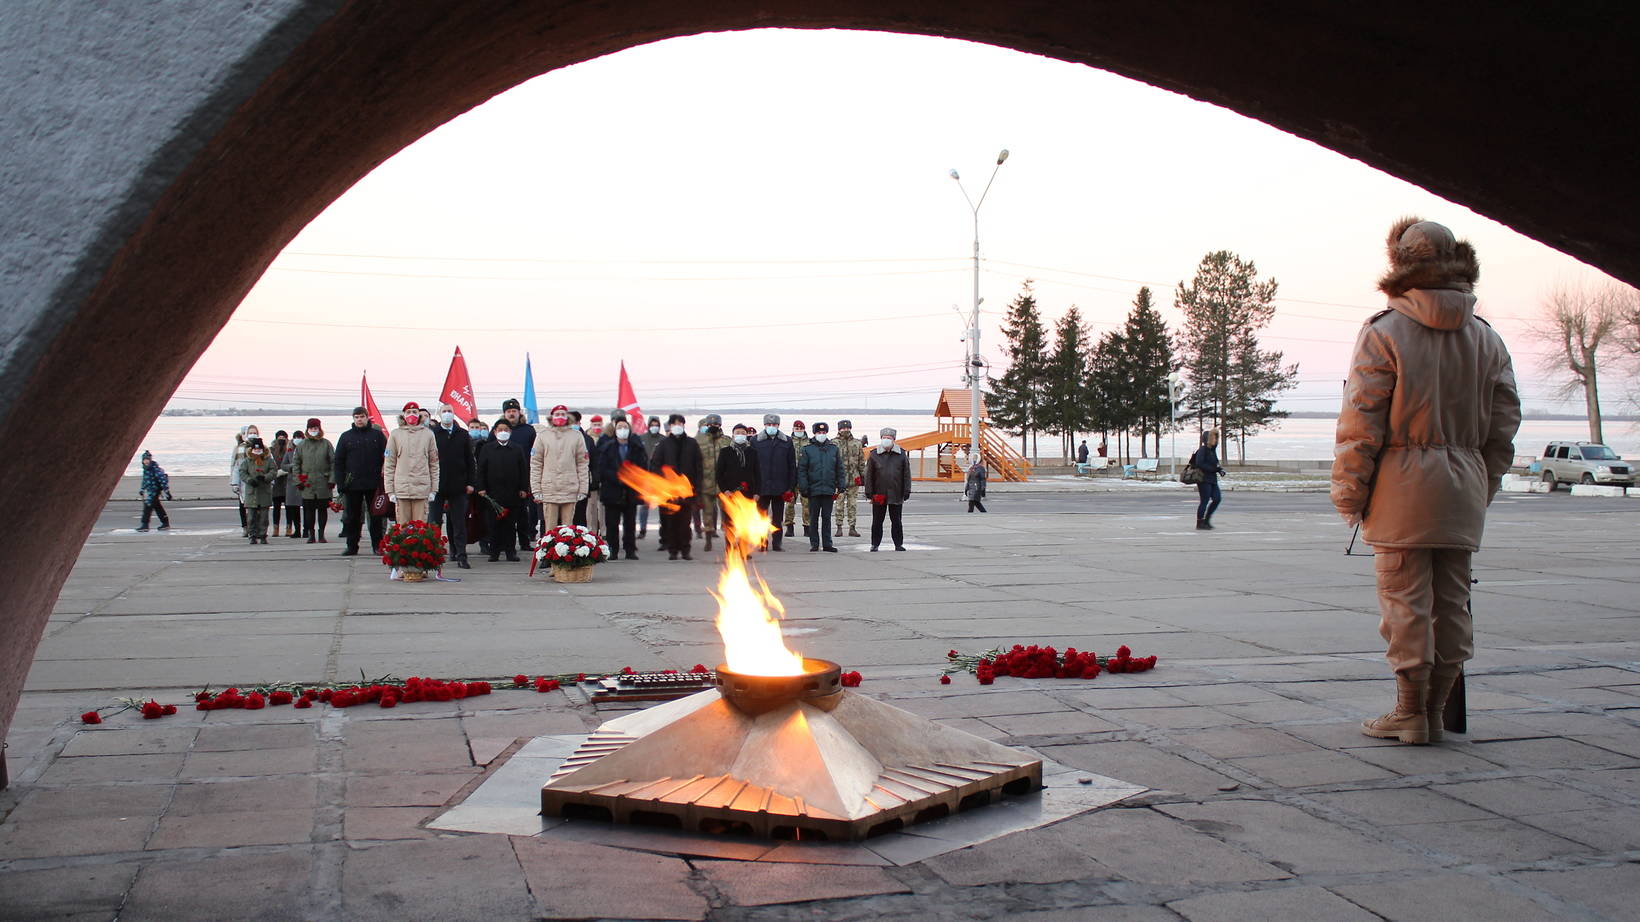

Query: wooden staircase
[895,422,1032,482]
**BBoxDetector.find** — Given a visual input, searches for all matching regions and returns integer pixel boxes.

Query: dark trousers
[524,501,540,546]
[301,499,329,538]
[808,495,835,548]
[141,496,168,528]
[1196,480,1222,521]
[756,496,786,549]
[270,497,285,527]
[967,498,987,513]
[341,491,383,550]
[238,502,247,529]
[485,498,524,555]
[660,500,693,555]
[605,504,638,554]
[247,505,268,540]
[870,503,904,549]
[573,496,588,528]
[638,504,649,534]
[430,492,469,561]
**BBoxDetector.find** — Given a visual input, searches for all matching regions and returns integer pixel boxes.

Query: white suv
[1538,441,1634,489]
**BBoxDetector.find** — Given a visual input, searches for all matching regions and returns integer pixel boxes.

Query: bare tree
[1610,284,1640,412]
[1530,281,1625,443]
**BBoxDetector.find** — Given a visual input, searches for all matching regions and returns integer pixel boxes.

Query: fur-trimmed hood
[1377,216,1480,297]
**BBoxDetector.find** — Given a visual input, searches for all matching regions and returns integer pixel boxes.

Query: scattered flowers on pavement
[946,644,1158,685]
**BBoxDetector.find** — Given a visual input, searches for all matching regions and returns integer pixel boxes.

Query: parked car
[1538,441,1634,489]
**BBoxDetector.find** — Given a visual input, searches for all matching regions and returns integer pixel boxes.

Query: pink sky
[175,30,1621,417]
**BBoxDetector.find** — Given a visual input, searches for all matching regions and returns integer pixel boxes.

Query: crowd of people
[221,403,928,564]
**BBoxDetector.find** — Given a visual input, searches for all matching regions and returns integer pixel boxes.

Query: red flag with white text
[440,347,478,426]
[617,361,643,426]
[361,372,386,430]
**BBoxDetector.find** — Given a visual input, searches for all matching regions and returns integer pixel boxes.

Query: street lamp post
[950,149,1009,466]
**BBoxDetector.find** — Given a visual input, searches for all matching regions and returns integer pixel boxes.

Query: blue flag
[522,353,540,425]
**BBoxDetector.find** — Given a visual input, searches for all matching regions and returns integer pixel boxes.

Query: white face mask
[814,432,829,443]
[669,424,686,436]
[732,433,748,445]
[615,426,630,439]
[307,428,320,438]
[440,411,454,425]
[648,425,660,434]
[496,430,512,443]
[765,426,779,436]
[879,439,894,451]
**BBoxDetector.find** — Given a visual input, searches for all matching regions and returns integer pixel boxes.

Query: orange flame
[617,462,695,512]
[712,492,804,676]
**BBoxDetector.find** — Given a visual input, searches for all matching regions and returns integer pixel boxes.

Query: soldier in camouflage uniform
[695,413,732,552]
[833,419,865,537]
[783,420,810,537]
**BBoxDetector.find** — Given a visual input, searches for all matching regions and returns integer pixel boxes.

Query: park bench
[1122,458,1160,480]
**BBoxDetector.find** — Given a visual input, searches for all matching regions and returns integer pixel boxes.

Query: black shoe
[1196,520,1211,530]
[625,551,639,560]
[870,546,879,552]
[506,551,519,562]
[136,526,150,533]
[785,524,795,537]
[823,546,838,553]
[669,551,679,560]
[488,554,500,562]
[803,526,812,537]
[682,552,693,561]
[638,528,647,538]
[307,537,316,544]
[810,546,819,552]
[341,547,358,556]
[370,543,381,555]
[456,559,471,569]
[894,545,906,552]
[157,523,169,530]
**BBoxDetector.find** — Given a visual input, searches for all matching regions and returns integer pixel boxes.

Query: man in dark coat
[333,406,388,556]
[476,418,530,562]
[864,427,913,552]
[716,424,761,501]
[593,417,648,559]
[649,412,704,560]
[499,397,537,545]
[430,404,477,568]
[751,412,797,551]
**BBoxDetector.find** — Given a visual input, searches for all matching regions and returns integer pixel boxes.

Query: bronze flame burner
[715,658,841,714]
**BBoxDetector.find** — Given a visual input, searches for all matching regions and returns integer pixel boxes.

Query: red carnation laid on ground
[80,710,101,724]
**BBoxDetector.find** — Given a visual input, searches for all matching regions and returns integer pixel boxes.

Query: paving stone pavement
[2,491,1639,920]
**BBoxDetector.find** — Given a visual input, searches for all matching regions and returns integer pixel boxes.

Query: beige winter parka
[383,421,440,498]
[1332,228,1521,551]
[530,424,588,503]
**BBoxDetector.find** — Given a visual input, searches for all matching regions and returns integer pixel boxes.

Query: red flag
[361,373,386,430]
[617,361,643,426]
[440,347,479,426]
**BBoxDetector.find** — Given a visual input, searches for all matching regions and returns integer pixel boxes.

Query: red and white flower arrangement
[530,525,611,576]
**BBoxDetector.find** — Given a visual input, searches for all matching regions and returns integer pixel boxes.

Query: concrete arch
[2,0,1635,757]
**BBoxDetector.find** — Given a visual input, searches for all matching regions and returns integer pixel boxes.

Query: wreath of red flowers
[380,520,448,571]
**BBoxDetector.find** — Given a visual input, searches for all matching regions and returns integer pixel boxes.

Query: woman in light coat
[382,402,440,525]
[530,403,588,530]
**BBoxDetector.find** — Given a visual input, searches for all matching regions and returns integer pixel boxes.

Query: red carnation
[939,675,952,685]
[514,674,528,687]
[690,664,709,674]
[141,701,164,719]
[80,710,102,724]
[379,696,397,708]
[621,666,636,675]
[244,693,266,710]
[162,704,178,715]
[194,691,212,703]
[294,698,312,709]
[575,673,587,682]
[1116,645,1132,659]
[947,650,959,658]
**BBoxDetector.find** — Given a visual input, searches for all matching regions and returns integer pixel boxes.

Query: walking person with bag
[964,459,988,513]
[1333,217,1520,745]
[1189,430,1227,530]
[136,451,171,531]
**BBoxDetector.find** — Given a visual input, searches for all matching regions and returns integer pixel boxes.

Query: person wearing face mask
[593,415,648,560]
[333,406,388,555]
[230,425,259,536]
[797,422,844,552]
[383,402,441,526]
[784,421,811,539]
[752,413,798,552]
[238,438,276,544]
[499,398,539,546]
[476,418,530,562]
[531,403,589,531]
[638,416,664,543]
[649,413,704,560]
[267,431,290,537]
[464,417,491,557]
[864,427,912,552]
[716,424,762,505]
[833,420,866,539]
[292,418,335,542]
[694,413,732,552]
[428,403,476,569]
[281,430,305,538]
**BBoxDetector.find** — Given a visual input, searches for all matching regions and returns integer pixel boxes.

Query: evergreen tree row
[985,251,1298,463]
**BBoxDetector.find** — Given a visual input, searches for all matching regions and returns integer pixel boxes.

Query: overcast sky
[174,29,1619,416]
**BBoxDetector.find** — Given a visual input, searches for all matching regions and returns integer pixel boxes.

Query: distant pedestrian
[785,420,810,539]
[136,451,171,532]
[864,428,911,552]
[638,416,663,541]
[797,422,843,552]
[383,402,439,525]
[696,413,732,552]
[531,404,588,531]
[650,413,704,560]
[1077,440,1090,464]
[1333,216,1521,745]
[1097,436,1108,458]
[752,413,797,552]
[965,459,988,513]
[238,438,275,544]
[230,424,260,536]
[594,416,648,560]
[1190,430,1226,530]
[430,403,476,569]
[833,420,865,538]
[333,407,387,555]
[476,418,530,562]
[293,418,335,542]
[280,431,304,538]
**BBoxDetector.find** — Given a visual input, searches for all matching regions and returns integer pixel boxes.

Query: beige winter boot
[1361,671,1430,744]
[1425,665,1461,743]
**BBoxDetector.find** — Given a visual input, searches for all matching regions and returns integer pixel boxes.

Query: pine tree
[1120,287,1173,456]
[1173,251,1294,460]
[1089,329,1135,462]
[986,282,1050,459]
[1045,306,1093,457]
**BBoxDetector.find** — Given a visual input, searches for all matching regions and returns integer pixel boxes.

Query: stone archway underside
[1,0,1635,754]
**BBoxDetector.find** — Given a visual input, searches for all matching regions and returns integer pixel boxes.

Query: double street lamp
[950,149,1009,466]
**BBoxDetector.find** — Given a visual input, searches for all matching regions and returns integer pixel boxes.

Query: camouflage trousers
[833,486,859,532]
[783,491,807,528]
[700,491,721,536]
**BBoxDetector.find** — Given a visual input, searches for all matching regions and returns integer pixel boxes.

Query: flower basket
[531,525,611,578]
[381,520,448,576]
[551,563,593,583]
